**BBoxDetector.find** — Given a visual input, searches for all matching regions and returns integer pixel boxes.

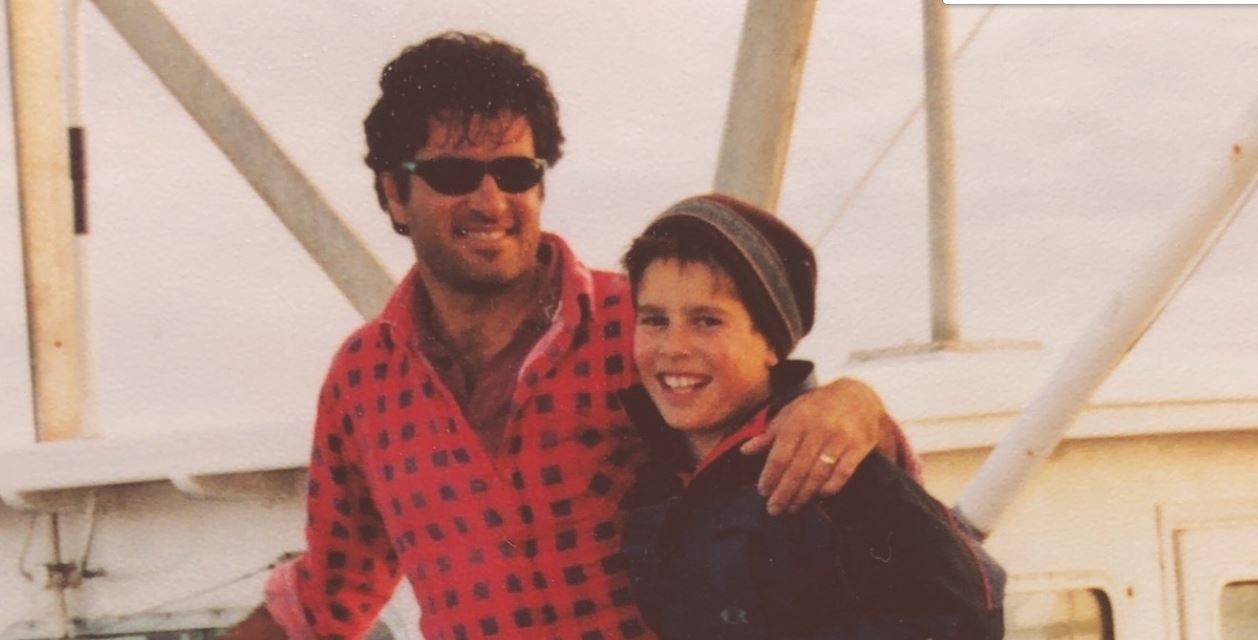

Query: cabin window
[1004,588,1114,639]
[1222,580,1258,640]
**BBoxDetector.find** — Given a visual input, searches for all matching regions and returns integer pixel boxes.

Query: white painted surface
[1160,502,1258,640]
[924,431,1258,640]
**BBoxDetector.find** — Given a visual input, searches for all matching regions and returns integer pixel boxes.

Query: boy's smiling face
[633,258,779,456]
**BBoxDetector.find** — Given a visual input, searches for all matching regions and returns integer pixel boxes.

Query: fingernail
[767,502,783,516]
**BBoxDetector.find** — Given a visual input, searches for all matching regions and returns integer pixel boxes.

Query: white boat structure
[2,2,1257,639]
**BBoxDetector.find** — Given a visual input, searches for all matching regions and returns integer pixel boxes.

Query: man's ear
[380,172,409,227]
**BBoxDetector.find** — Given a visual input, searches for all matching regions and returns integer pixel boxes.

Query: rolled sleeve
[264,557,316,640]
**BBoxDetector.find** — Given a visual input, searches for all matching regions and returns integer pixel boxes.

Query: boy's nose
[661,326,693,355]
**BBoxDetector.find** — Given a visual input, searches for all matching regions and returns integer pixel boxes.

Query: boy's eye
[637,314,667,327]
[694,315,722,328]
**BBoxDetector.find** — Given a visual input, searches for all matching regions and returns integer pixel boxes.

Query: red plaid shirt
[266,234,652,640]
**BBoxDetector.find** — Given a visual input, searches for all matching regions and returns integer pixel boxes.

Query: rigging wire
[50,512,75,639]
[812,6,998,246]
[17,514,39,582]
[16,493,103,584]
[75,489,100,579]
[94,551,301,627]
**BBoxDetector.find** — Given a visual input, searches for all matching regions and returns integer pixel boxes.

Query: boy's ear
[765,345,780,369]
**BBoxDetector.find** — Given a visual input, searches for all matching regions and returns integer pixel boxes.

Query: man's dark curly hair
[363,31,565,220]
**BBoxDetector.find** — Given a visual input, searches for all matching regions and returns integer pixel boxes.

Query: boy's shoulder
[820,454,1000,636]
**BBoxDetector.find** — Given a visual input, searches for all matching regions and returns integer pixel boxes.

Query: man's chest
[331,302,645,566]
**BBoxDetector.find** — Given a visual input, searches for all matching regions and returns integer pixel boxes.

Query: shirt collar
[377,232,594,354]
[690,411,770,478]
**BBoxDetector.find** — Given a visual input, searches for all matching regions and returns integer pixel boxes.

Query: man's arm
[222,344,402,639]
[742,376,913,515]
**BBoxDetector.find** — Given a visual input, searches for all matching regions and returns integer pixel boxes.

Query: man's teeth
[456,229,508,240]
[661,375,707,391]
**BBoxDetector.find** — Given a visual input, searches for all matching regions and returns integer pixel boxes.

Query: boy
[618,194,1003,639]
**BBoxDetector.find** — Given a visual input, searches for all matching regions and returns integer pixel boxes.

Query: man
[227,32,912,640]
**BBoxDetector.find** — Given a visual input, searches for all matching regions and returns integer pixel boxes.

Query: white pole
[713,0,817,212]
[921,0,961,344]
[814,7,997,246]
[89,0,395,319]
[957,123,1258,536]
[9,2,81,633]
[63,0,81,126]
[65,0,98,438]
[8,0,84,443]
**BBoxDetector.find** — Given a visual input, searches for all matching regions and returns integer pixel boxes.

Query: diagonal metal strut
[91,0,395,319]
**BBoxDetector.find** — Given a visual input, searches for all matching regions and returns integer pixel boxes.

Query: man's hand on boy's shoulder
[741,376,895,515]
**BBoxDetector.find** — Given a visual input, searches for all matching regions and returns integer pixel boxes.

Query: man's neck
[419,266,544,373]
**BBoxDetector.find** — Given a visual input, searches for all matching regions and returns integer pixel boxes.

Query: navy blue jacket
[619,363,1004,640]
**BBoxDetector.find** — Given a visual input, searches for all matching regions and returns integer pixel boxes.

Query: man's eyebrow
[635,303,666,314]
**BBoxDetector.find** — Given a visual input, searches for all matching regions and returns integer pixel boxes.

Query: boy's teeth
[662,375,704,391]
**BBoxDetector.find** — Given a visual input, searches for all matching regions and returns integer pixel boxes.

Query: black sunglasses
[399,156,545,196]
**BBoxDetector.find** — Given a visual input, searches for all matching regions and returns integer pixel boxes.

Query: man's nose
[467,172,510,216]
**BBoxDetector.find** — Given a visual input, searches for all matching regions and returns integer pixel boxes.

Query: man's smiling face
[386,111,543,295]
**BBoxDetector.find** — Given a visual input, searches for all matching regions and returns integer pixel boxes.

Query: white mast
[922,0,962,344]
[713,0,817,212]
[9,0,84,444]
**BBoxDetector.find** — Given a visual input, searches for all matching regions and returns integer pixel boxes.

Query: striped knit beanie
[627,193,817,357]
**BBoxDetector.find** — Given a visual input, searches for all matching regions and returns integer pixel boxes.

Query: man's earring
[392,221,411,235]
